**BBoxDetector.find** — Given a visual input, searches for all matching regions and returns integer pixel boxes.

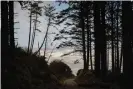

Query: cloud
[41,47,83,75]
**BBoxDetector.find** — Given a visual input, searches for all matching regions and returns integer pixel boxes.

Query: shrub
[49,60,74,80]
[75,69,96,85]
[3,47,60,89]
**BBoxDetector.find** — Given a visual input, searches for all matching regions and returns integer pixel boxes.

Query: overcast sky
[13,1,84,75]
[14,1,64,48]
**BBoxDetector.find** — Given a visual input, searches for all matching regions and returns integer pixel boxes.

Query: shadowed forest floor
[2,47,122,89]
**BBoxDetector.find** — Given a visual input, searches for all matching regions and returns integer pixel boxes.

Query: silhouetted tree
[86,2,90,70]
[27,2,33,53]
[80,2,87,70]
[122,1,133,89]
[23,1,42,54]
[111,2,115,73]
[9,1,15,59]
[54,2,87,70]
[100,2,107,79]
[30,2,42,52]
[1,1,9,89]
[116,2,120,73]
[94,1,101,77]
[54,1,95,71]
[49,60,73,79]
[34,4,56,56]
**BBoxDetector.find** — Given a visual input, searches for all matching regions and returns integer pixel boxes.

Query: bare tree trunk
[1,1,9,89]
[34,19,50,55]
[94,2,101,77]
[107,40,110,71]
[31,13,37,52]
[9,1,15,60]
[90,31,93,70]
[47,44,57,62]
[44,30,48,58]
[114,43,117,72]
[119,43,123,73]
[80,2,87,70]
[116,2,120,73]
[38,42,40,56]
[1,1,9,56]
[111,2,115,73]
[86,2,90,70]
[43,18,50,58]
[100,2,107,78]
[27,5,32,53]
[122,2,133,89]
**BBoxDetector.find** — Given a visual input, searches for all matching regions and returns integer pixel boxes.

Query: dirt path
[63,78,98,89]
[62,78,111,89]
[63,78,79,89]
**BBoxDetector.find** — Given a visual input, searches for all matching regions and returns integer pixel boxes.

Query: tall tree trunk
[1,1,9,63]
[30,23,35,52]
[100,2,107,78]
[43,18,50,59]
[122,2,133,89]
[116,2,120,73]
[80,2,87,70]
[130,7,133,55]
[131,3,133,63]
[114,43,117,72]
[1,1,9,89]
[34,19,50,55]
[90,31,93,70]
[27,5,32,53]
[131,4,133,58]
[86,2,90,70]
[44,29,48,58]
[94,2,101,77]
[31,13,37,52]
[119,42,123,73]
[111,2,115,73]
[107,41,109,71]
[38,42,40,56]
[9,1,15,60]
